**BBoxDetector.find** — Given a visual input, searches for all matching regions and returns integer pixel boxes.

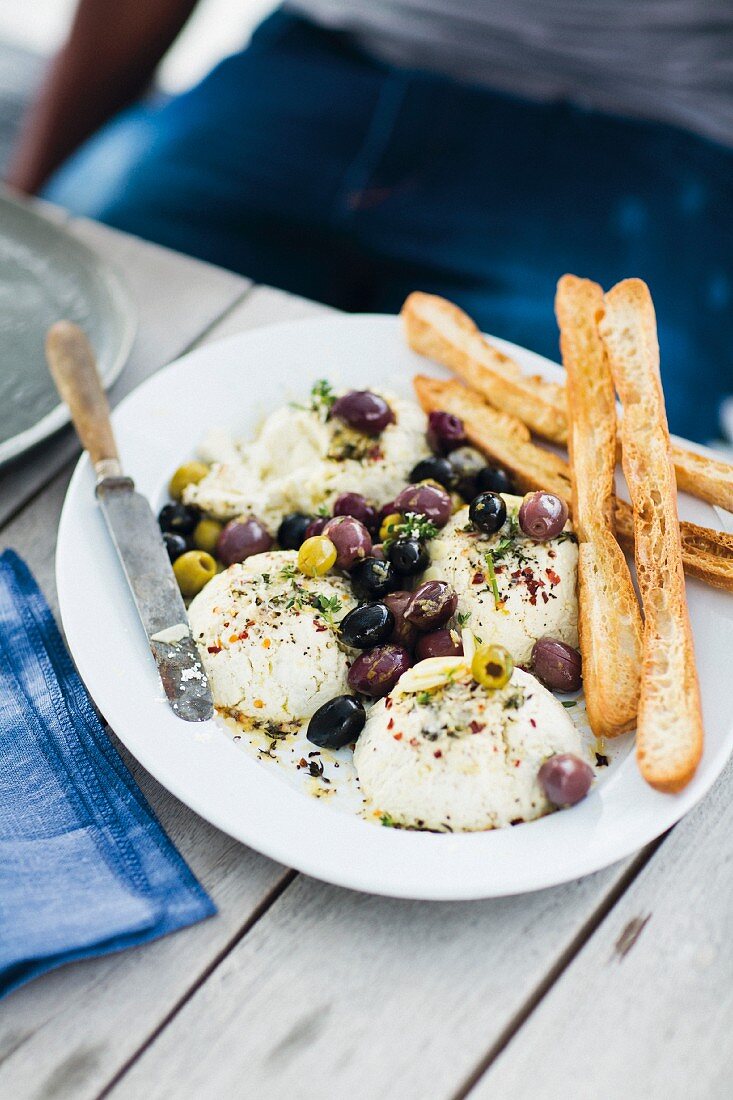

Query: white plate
[0,192,136,465]
[56,315,733,899]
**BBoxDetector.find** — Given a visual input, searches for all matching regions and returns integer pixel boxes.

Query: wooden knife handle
[46,321,122,478]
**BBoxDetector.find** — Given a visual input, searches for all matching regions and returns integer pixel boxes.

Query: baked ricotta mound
[354,667,584,831]
[188,551,357,729]
[183,388,430,529]
[426,498,579,666]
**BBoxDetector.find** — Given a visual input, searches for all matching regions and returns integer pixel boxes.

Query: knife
[46,321,214,722]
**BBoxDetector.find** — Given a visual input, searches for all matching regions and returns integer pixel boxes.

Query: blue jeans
[45,10,733,443]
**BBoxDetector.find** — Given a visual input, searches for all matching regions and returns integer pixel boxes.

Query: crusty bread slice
[404,291,733,512]
[414,375,733,592]
[555,275,642,738]
[403,292,566,443]
[600,279,703,792]
[413,376,572,499]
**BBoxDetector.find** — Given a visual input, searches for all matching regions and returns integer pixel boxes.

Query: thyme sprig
[382,511,439,549]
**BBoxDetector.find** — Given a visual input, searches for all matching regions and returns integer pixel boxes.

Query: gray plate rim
[0,192,137,466]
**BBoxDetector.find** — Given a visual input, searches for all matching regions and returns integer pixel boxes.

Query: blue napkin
[0,549,215,998]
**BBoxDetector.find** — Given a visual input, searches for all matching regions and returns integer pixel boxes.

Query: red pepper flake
[546,568,561,586]
[409,737,420,747]
[393,732,403,741]
[385,697,393,709]
[541,591,549,603]
[239,630,249,640]
[514,759,521,767]
[207,645,221,654]
[469,720,485,734]
[433,749,443,758]
[367,445,384,461]
[387,717,394,730]
[314,623,328,633]
[223,621,230,628]
[472,572,485,585]
[530,718,537,728]
[548,549,556,559]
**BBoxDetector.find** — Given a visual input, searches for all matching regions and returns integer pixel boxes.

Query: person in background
[7,0,733,444]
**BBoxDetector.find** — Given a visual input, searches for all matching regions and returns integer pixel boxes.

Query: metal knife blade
[96,476,214,722]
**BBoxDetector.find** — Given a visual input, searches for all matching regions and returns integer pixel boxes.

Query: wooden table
[1,206,731,1100]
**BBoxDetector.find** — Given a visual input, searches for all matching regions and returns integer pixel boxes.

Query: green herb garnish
[380,812,397,827]
[279,562,297,579]
[484,551,502,609]
[417,691,433,705]
[561,700,577,708]
[456,610,472,628]
[383,511,439,549]
[310,593,342,626]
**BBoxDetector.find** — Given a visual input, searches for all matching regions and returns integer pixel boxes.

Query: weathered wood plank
[194,282,338,344]
[108,856,648,1100]
[466,760,733,1100]
[0,215,250,526]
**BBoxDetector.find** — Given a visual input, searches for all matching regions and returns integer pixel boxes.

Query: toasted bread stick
[403,292,566,443]
[600,279,703,792]
[404,291,733,512]
[413,375,733,592]
[555,275,642,738]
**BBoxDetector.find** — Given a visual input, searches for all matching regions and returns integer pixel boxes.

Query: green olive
[193,518,223,555]
[169,461,209,501]
[471,643,514,691]
[173,550,217,597]
[379,512,403,542]
[297,535,337,577]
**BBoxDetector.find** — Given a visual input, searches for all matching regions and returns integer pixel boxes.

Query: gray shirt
[288,0,733,147]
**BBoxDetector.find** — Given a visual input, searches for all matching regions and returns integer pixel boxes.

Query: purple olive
[393,483,451,528]
[532,637,582,692]
[322,516,372,570]
[426,410,467,454]
[404,580,458,631]
[333,492,378,532]
[518,492,569,540]
[304,516,327,540]
[382,590,419,649]
[416,628,463,661]
[216,517,272,566]
[347,644,412,698]
[538,754,594,806]
[331,391,395,436]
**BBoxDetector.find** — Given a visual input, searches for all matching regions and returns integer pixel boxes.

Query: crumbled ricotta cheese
[426,499,578,666]
[183,391,430,528]
[188,550,358,728]
[354,667,585,831]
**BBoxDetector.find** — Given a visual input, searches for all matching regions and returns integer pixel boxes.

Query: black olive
[388,539,429,577]
[162,532,188,562]
[307,695,366,749]
[474,465,516,495]
[340,603,395,649]
[469,491,507,534]
[277,511,313,550]
[350,556,398,599]
[409,456,457,490]
[158,502,199,535]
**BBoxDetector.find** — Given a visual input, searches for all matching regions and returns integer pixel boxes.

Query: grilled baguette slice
[405,291,733,512]
[403,292,565,443]
[413,375,733,592]
[556,274,642,737]
[600,279,703,792]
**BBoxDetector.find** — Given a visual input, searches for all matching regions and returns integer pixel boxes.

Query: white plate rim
[55,314,733,899]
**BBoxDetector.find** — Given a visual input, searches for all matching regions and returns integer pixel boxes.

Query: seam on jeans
[329,70,411,232]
